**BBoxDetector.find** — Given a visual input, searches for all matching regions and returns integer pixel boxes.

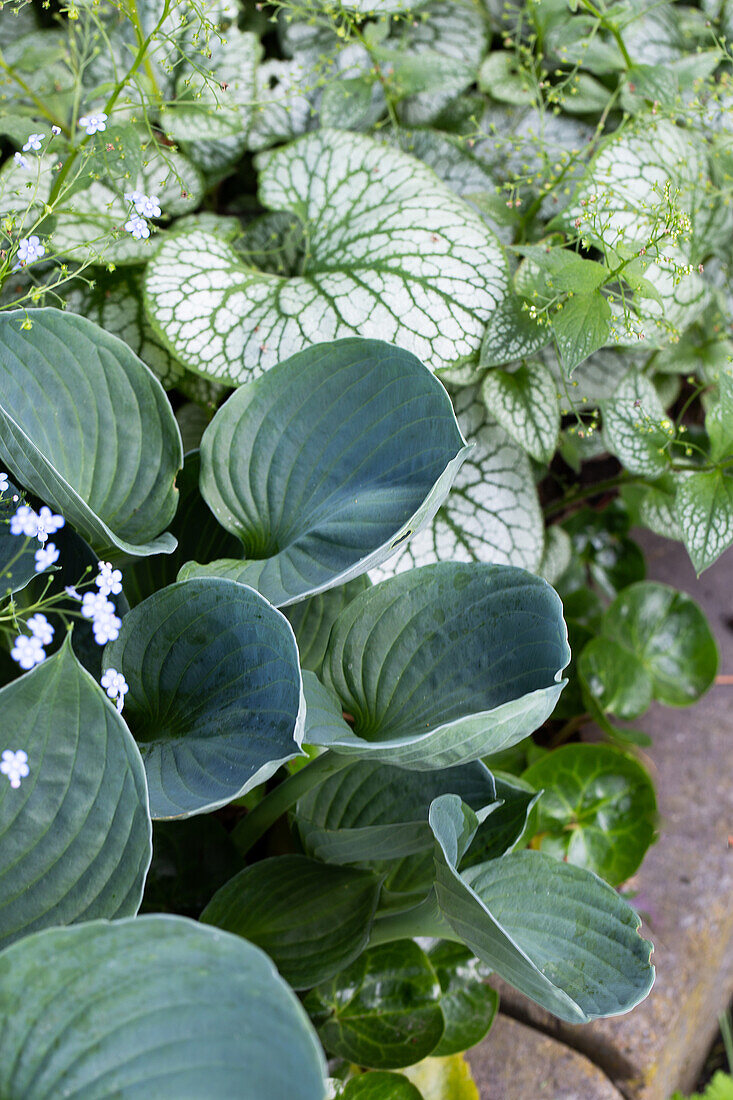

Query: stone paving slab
[479,533,733,1100]
[467,1015,626,1100]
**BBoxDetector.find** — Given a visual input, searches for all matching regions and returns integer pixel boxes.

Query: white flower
[79,112,108,135]
[22,133,44,151]
[15,236,45,267]
[1,749,29,790]
[38,506,64,535]
[101,667,129,712]
[10,504,39,537]
[64,584,82,601]
[95,561,123,597]
[13,152,29,169]
[92,610,122,644]
[124,215,150,240]
[27,613,54,645]
[124,190,144,205]
[10,634,46,670]
[35,542,60,572]
[0,472,8,494]
[81,591,115,621]
[51,125,61,136]
[137,194,161,218]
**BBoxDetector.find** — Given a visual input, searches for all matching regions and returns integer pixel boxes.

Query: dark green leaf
[0,916,327,1099]
[426,942,497,1056]
[141,816,240,917]
[578,636,653,720]
[201,854,381,989]
[0,309,182,557]
[461,773,540,865]
[522,744,657,885]
[0,638,150,949]
[340,1073,423,1099]
[305,941,444,1069]
[103,578,304,818]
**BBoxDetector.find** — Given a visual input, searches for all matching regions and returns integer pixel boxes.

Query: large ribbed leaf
[286,577,370,677]
[144,130,508,382]
[201,854,381,989]
[0,639,150,950]
[180,340,470,606]
[307,563,569,769]
[0,916,328,1100]
[0,310,182,558]
[429,795,655,1024]
[103,579,304,818]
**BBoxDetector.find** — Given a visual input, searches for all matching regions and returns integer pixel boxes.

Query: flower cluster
[9,503,64,572]
[10,614,54,669]
[101,667,129,712]
[123,191,161,239]
[1,749,29,790]
[79,112,107,135]
[96,561,123,596]
[81,590,122,644]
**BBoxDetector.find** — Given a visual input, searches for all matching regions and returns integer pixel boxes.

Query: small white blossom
[38,506,64,536]
[51,125,61,136]
[81,591,115,621]
[92,610,122,644]
[0,472,8,494]
[1,749,29,790]
[101,667,129,712]
[15,236,45,267]
[79,113,108,135]
[137,194,161,218]
[96,561,123,597]
[10,634,46,670]
[124,215,150,240]
[10,504,39,537]
[124,190,144,205]
[13,152,29,169]
[64,584,82,601]
[27,613,54,646]
[22,133,44,151]
[35,542,60,571]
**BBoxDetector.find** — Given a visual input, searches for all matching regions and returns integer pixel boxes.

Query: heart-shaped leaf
[201,854,381,989]
[308,562,569,769]
[481,362,560,464]
[429,795,655,1024]
[340,1074,424,1099]
[0,309,182,558]
[181,339,470,606]
[522,744,657,885]
[426,942,497,1057]
[0,638,150,950]
[103,578,304,818]
[145,129,508,382]
[304,940,444,1069]
[286,577,370,676]
[0,916,327,1099]
[602,368,672,478]
[675,468,733,573]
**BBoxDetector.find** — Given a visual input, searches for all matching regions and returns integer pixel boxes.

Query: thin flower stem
[543,473,643,518]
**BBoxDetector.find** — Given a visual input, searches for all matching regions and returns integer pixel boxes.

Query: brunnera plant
[0,0,729,1094]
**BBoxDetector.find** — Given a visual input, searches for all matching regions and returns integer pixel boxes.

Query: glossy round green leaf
[522,744,657,885]
[145,130,508,382]
[578,636,654,720]
[599,581,718,708]
[426,942,498,1057]
[286,577,370,676]
[103,578,304,818]
[310,562,569,769]
[304,940,444,1069]
[429,795,655,1024]
[0,638,150,950]
[0,916,328,1100]
[340,1073,423,1100]
[202,854,381,989]
[183,339,470,606]
[0,309,182,558]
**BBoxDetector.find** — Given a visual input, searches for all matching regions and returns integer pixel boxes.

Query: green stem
[230,750,351,857]
[368,892,457,947]
[543,472,642,518]
[577,0,633,70]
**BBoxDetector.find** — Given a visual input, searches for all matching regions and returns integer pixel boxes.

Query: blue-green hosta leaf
[0,309,182,558]
[181,339,470,606]
[429,795,655,1024]
[0,639,150,950]
[371,386,544,578]
[304,940,444,1069]
[0,916,328,1100]
[481,362,560,464]
[63,269,226,406]
[308,562,569,769]
[522,744,657,886]
[295,756,497,869]
[103,578,304,818]
[144,129,508,382]
[202,854,381,989]
[675,468,733,573]
[602,368,672,478]
[286,577,370,677]
[461,774,540,866]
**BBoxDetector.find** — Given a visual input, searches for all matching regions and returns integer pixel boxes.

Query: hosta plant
[1,0,731,1093]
